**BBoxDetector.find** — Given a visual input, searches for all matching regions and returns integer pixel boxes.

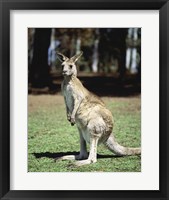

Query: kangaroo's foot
[75,153,88,160]
[75,158,96,166]
[58,155,76,161]
[58,153,88,161]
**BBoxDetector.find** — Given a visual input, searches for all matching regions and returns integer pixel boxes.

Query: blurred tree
[80,28,95,72]
[112,28,128,78]
[28,28,35,71]
[98,28,128,77]
[126,28,141,74]
[29,28,52,88]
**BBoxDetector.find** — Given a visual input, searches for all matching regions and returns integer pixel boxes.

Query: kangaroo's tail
[104,134,141,156]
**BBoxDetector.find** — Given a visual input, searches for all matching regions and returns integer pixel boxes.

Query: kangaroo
[57,51,141,166]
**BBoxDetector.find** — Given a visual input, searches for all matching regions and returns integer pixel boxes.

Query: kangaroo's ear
[56,52,69,62]
[70,51,83,63]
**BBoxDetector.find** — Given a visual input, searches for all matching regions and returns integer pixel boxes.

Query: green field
[28,94,141,172]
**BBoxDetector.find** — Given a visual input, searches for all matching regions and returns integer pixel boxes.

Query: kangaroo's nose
[62,70,67,74]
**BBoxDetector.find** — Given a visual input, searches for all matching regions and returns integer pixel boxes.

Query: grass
[28,94,141,172]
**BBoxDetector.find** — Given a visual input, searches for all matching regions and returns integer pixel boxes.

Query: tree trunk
[29,28,52,88]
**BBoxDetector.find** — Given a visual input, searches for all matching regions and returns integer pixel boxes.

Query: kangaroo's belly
[63,91,74,113]
[66,96,74,112]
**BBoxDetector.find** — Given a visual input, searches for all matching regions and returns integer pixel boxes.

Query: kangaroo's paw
[67,114,71,122]
[70,117,75,126]
[75,159,96,166]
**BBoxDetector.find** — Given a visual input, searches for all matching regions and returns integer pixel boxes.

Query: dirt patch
[28,94,64,113]
[28,94,141,114]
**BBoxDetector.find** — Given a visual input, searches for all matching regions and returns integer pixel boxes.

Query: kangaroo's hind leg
[76,127,88,160]
[75,134,99,166]
[57,127,88,161]
[75,119,105,166]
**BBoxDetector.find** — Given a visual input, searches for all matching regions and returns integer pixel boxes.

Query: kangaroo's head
[56,51,83,77]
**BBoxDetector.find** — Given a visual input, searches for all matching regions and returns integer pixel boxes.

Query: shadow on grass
[33,152,122,160]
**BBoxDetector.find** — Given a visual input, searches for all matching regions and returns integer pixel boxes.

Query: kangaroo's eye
[69,65,73,69]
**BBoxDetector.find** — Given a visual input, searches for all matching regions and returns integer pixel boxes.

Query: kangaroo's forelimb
[70,97,82,126]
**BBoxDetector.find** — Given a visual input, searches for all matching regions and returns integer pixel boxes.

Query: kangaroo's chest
[63,83,74,112]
